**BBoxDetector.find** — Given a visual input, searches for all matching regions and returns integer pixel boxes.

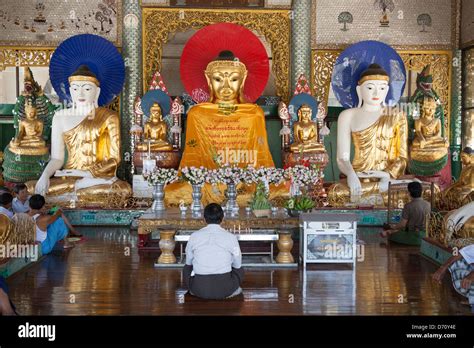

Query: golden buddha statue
[178,50,274,169]
[411,97,448,163]
[329,63,414,206]
[26,65,131,207]
[8,103,48,156]
[289,104,325,153]
[136,102,173,152]
[165,50,278,206]
[443,147,474,207]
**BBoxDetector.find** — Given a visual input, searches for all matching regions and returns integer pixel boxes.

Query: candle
[147,139,151,159]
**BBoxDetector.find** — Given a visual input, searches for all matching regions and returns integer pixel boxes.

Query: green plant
[284,195,315,211]
[250,182,271,210]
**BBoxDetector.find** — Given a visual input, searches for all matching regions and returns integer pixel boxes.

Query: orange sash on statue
[179,102,274,169]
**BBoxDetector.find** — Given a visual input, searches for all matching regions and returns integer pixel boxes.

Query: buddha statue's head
[421,97,437,120]
[356,63,390,108]
[205,50,248,104]
[149,102,163,122]
[24,102,37,120]
[461,147,473,166]
[68,65,101,108]
[298,104,312,123]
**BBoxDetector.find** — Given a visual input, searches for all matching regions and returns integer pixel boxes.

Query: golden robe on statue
[165,103,284,206]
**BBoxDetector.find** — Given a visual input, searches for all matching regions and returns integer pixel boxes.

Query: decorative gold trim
[69,75,100,86]
[310,49,452,139]
[358,75,390,85]
[0,46,55,71]
[142,8,291,101]
[311,0,459,50]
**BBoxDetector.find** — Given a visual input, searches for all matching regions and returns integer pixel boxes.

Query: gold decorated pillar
[463,48,474,148]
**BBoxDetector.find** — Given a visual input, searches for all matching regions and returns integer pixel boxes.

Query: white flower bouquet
[284,164,320,188]
[180,166,208,186]
[243,166,285,186]
[144,167,178,186]
[208,164,244,185]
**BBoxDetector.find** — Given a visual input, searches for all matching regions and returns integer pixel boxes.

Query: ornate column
[121,0,142,181]
[290,0,312,92]
[463,48,474,149]
[451,50,463,179]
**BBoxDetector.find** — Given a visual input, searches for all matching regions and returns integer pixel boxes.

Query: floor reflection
[5,226,472,315]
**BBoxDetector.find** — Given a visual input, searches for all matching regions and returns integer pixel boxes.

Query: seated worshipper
[0,276,17,316]
[12,183,30,213]
[0,192,14,220]
[28,194,73,254]
[380,182,430,246]
[13,183,81,237]
[183,203,244,300]
[432,244,474,309]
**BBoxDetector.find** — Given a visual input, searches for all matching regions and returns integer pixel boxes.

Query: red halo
[180,23,270,103]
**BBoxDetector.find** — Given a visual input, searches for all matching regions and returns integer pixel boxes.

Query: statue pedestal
[414,157,452,190]
[133,150,181,173]
[282,150,329,170]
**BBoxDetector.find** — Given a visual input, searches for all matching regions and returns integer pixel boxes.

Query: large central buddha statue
[27,65,131,207]
[329,64,414,206]
[178,50,274,169]
[165,50,276,206]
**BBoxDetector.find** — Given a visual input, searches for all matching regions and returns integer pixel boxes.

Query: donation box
[299,213,358,269]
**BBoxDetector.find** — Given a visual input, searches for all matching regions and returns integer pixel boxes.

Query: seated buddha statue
[27,65,131,207]
[443,147,474,208]
[165,50,279,206]
[329,63,415,206]
[8,103,48,156]
[289,104,325,153]
[136,102,173,152]
[410,96,448,163]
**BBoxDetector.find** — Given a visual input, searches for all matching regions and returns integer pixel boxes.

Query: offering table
[137,208,299,265]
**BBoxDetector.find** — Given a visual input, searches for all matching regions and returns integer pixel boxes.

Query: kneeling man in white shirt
[183,203,244,299]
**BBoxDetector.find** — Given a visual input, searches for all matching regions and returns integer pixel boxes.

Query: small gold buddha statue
[411,97,448,163]
[136,102,173,152]
[289,104,325,153]
[443,147,474,207]
[9,103,48,156]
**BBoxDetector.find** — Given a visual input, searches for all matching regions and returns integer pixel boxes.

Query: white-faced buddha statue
[27,65,131,207]
[329,63,416,205]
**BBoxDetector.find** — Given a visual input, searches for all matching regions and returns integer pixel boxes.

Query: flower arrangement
[144,167,178,186]
[284,164,320,188]
[180,166,208,186]
[243,166,285,186]
[208,163,244,185]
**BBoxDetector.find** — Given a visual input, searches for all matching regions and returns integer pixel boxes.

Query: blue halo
[49,34,125,107]
[288,93,319,122]
[141,90,171,118]
[331,40,406,109]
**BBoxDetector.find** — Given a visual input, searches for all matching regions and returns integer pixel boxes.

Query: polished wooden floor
[6,226,472,315]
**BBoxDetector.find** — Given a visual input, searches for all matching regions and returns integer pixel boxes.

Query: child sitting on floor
[28,194,73,254]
